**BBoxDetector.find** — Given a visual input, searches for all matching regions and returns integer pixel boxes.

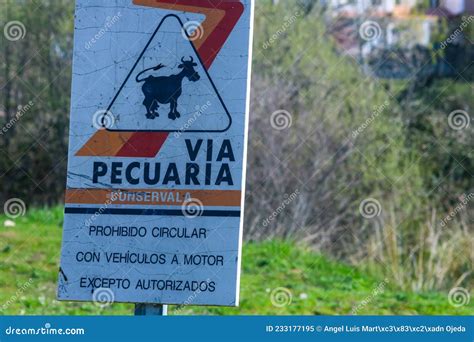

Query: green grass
[0,207,472,315]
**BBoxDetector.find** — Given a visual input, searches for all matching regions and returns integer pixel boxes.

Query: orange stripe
[65,188,241,207]
[75,130,134,157]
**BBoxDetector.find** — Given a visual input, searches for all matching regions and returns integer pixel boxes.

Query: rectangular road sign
[58,0,253,306]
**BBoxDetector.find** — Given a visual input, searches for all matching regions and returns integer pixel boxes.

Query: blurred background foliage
[0,0,472,296]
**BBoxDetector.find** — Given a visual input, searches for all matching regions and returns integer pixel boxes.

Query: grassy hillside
[0,208,471,315]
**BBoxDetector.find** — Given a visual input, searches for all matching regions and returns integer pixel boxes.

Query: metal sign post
[134,304,167,316]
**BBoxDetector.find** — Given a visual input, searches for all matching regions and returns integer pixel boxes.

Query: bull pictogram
[135,56,200,120]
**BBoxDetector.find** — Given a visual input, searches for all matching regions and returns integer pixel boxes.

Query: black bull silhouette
[135,56,200,120]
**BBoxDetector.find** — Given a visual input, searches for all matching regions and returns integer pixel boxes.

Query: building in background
[325,0,417,17]
[325,0,474,78]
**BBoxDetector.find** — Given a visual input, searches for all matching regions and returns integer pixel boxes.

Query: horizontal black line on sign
[64,207,241,217]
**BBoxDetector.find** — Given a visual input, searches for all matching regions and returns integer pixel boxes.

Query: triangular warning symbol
[105,14,231,133]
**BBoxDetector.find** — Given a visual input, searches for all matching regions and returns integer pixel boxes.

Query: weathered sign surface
[58,0,253,306]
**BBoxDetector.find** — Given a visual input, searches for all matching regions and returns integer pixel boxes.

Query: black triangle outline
[104,14,232,133]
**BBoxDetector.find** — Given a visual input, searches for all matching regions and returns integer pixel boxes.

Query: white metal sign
[58,0,253,306]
